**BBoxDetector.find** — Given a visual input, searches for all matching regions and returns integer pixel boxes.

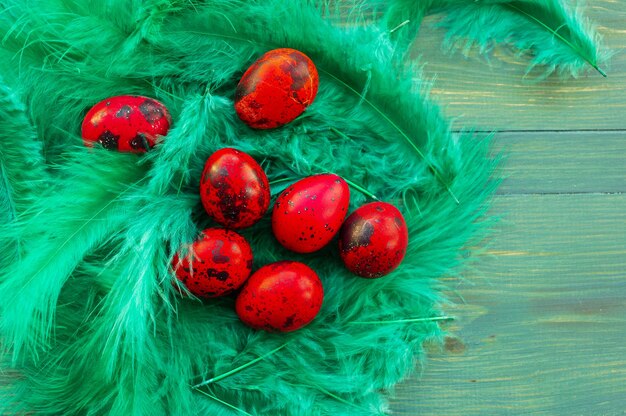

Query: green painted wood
[391,194,626,415]
[494,131,626,194]
[389,1,626,414]
[415,0,626,131]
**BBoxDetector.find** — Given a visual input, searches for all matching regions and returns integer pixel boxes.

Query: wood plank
[391,193,626,415]
[415,0,626,131]
[493,131,626,194]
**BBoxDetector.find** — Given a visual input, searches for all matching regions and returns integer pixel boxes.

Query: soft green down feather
[0,0,603,414]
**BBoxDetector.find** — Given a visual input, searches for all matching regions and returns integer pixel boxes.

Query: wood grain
[391,0,626,414]
[494,131,626,194]
[392,194,626,415]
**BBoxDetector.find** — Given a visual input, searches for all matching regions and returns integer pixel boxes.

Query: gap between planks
[455,129,626,134]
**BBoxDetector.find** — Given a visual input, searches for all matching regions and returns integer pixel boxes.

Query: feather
[382,0,433,50]
[434,0,607,77]
[0,149,146,360]
[0,78,47,269]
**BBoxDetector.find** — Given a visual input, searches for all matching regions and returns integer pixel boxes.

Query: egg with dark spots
[235,48,319,129]
[235,261,324,332]
[81,95,171,152]
[272,174,350,253]
[339,202,408,278]
[200,148,270,229]
[172,228,253,298]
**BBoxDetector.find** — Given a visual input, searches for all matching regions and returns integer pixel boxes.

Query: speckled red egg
[81,95,171,152]
[235,261,324,332]
[339,202,408,278]
[272,174,350,253]
[172,228,253,298]
[200,148,270,229]
[235,48,319,129]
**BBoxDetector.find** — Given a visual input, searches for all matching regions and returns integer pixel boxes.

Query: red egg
[339,202,408,278]
[200,148,270,229]
[81,95,171,152]
[235,261,324,332]
[272,174,350,253]
[172,228,253,298]
[235,48,319,129]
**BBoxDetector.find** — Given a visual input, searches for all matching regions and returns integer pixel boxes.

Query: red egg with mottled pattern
[81,95,171,152]
[272,174,350,253]
[339,202,408,278]
[200,148,270,229]
[235,261,324,332]
[172,228,253,298]
[235,48,318,129]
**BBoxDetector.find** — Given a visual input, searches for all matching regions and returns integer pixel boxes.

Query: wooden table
[391,1,626,414]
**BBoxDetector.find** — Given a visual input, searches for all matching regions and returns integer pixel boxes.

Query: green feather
[0,150,146,361]
[436,0,607,77]
[0,79,47,269]
[505,2,606,77]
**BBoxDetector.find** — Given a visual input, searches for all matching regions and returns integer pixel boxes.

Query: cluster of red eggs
[80,48,409,333]
[173,147,408,332]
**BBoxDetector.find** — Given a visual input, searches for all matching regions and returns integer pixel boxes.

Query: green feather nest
[0,0,604,414]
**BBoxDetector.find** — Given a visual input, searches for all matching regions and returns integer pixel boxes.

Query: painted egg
[200,148,270,229]
[234,48,319,129]
[172,228,253,298]
[235,261,324,332]
[272,174,350,253]
[338,202,408,278]
[81,95,171,152]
